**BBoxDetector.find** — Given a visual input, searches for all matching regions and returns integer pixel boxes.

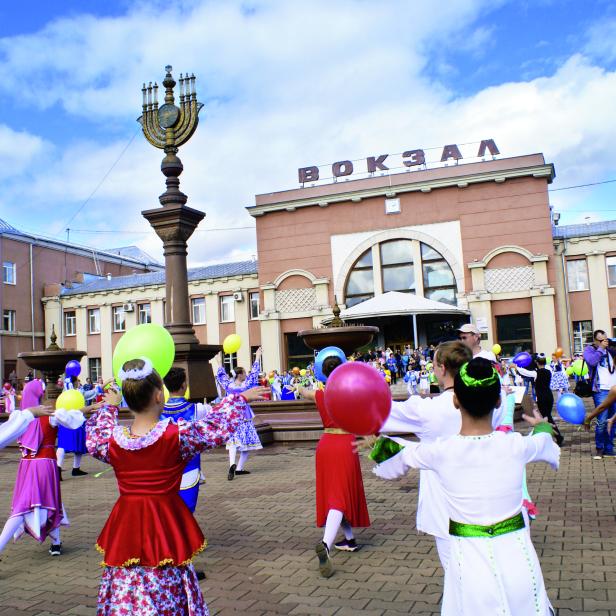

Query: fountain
[18,326,86,403]
[297,300,379,356]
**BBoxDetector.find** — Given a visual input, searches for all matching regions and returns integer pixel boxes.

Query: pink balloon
[324,362,392,435]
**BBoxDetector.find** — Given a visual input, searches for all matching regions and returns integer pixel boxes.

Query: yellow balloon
[56,389,86,411]
[300,369,307,377]
[223,334,242,354]
[492,344,502,355]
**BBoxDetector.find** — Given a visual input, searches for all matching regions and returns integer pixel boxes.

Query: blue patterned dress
[216,361,263,452]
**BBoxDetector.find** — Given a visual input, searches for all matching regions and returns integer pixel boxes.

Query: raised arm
[0,408,51,448]
[372,439,440,480]
[50,408,86,430]
[215,366,232,392]
[85,405,119,463]
[245,350,262,388]
[379,395,428,437]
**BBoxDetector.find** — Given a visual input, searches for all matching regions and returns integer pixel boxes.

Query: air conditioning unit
[233,292,244,302]
[123,303,135,312]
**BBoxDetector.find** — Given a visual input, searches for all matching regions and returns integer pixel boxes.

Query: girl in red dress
[300,353,370,578]
[85,358,267,616]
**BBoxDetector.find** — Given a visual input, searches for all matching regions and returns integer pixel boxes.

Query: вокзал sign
[298,139,500,184]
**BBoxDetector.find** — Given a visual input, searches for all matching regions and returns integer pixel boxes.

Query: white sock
[0,516,24,553]
[73,454,82,469]
[49,526,61,545]
[56,448,65,468]
[341,519,354,541]
[237,451,249,471]
[322,509,343,550]
[228,445,237,467]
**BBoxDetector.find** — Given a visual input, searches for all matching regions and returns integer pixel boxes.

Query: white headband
[118,357,154,383]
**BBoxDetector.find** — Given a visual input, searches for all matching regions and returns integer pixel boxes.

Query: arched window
[344,239,457,307]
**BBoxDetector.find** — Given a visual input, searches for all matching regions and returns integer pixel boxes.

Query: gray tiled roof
[553,220,616,239]
[61,259,258,295]
[103,246,163,269]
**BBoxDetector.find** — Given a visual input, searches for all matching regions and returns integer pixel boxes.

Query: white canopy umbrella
[331,291,469,347]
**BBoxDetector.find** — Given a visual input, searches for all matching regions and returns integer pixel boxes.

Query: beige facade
[42,262,260,380]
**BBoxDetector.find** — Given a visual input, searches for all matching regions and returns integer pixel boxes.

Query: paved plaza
[0,422,615,616]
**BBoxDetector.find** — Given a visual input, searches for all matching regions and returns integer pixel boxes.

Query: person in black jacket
[519,355,564,446]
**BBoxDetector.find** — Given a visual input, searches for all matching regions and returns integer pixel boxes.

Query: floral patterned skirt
[225,418,263,452]
[97,563,207,615]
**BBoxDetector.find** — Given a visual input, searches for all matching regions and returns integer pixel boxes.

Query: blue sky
[0,0,615,264]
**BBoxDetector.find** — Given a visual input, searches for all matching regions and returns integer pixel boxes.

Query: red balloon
[324,362,392,435]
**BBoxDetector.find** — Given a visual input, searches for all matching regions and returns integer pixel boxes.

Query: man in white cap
[457,323,497,362]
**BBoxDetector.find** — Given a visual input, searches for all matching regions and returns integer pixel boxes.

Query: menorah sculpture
[140,65,220,400]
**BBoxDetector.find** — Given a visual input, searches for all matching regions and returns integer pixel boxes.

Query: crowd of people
[0,323,614,615]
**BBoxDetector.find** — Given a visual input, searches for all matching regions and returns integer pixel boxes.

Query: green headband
[459,362,499,388]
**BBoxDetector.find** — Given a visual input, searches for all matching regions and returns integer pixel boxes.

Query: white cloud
[0,1,615,263]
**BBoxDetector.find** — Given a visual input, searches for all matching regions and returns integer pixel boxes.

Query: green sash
[449,512,525,538]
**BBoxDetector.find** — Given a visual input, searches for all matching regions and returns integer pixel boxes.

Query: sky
[0,0,615,266]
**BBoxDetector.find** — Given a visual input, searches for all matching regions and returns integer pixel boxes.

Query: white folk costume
[374,427,559,615]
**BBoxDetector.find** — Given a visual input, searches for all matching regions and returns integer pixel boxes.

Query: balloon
[268,371,275,378]
[565,366,574,376]
[268,377,275,385]
[512,352,532,369]
[425,362,433,371]
[56,389,85,411]
[554,347,564,358]
[300,369,307,377]
[556,393,586,424]
[492,344,502,356]
[314,346,348,383]
[113,323,175,385]
[324,362,392,435]
[65,360,82,378]
[223,334,242,354]
[570,359,589,377]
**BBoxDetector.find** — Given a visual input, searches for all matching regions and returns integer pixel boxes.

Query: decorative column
[139,66,221,400]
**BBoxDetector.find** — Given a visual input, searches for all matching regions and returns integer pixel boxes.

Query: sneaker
[334,539,359,552]
[315,541,334,578]
[235,470,251,475]
[556,434,564,447]
[603,452,616,457]
[195,570,206,581]
[49,544,62,556]
[227,464,236,481]
[71,468,88,477]
[593,454,604,460]
[57,467,63,482]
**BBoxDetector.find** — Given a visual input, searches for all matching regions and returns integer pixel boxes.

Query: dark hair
[594,329,606,340]
[121,359,164,413]
[163,367,186,393]
[536,356,547,367]
[435,341,472,377]
[234,367,246,377]
[454,357,501,418]
[322,356,343,378]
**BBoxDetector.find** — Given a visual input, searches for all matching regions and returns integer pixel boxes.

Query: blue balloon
[512,351,532,369]
[65,360,82,378]
[556,392,586,425]
[314,346,347,383]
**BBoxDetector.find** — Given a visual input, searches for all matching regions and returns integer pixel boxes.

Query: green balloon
[112,324,175,384]
[570,359,589,377]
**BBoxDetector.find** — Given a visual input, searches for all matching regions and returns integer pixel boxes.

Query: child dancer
[374,358,559,615]
[215,347,263,480]
[85,357,267,615]
[299,349,370,578]
[2,382,16,413]
[56,376,89,478]
[0,380,85,557]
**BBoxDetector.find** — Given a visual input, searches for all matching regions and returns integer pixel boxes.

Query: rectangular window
[2,310,16,332]
[2,261,16,285]
[220,295,235,323]
[250,292,260,319]
[285,332,313,370]
[223,352,237,372]
[495,314,533,357]
[567,259,589,292]
[572,320,593,354]
[138,303,152,324]
[64,311,76,336]
[89,358,102,381]
[191,297,206,324]
[607,256,616,287]
[112,306,126,332]
[88,308,101,334]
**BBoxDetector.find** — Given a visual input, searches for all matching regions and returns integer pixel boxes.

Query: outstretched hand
[28,405,54,418]
[242,386,271,402]
[352,435,378,455]
[522,408,547,427]
[102,388,123,407]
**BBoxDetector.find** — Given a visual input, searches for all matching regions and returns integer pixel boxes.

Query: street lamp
[139,65,220,399]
